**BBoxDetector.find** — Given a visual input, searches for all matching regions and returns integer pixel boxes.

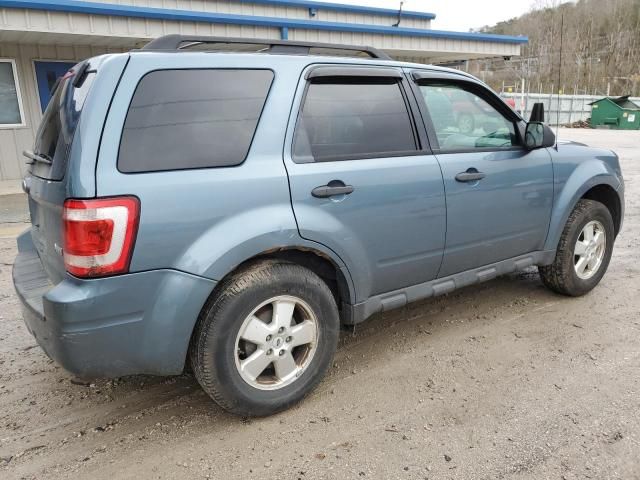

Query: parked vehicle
[501,94,518,110]
[435,87,509,135]
[13,36,624,416]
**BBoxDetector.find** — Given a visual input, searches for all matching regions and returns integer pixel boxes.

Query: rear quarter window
[31,67,96,181]
[118,69,274,173]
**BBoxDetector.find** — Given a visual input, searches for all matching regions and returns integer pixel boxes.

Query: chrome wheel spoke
[593,230,605,248]
[273,352,298,380]
[575,256,589,276]
[574,240,588,256]
[240,316,271,347]
[240,349,272,381]
[289,320,316,348]
[272,299,295,329]
[583,222,595,241]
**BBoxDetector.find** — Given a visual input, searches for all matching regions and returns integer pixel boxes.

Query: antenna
[555,12,564,149]
[392,1,404,27]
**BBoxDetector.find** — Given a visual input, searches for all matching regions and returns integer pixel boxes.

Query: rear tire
[190,259,339,416]
[539,199,614,296]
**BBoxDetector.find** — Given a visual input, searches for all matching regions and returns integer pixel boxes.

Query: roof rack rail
[141,34,392,60]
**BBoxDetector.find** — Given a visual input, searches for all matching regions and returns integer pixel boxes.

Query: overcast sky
[317,0,538,31]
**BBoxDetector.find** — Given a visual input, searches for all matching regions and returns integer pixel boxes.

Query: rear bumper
[12,229,216,378]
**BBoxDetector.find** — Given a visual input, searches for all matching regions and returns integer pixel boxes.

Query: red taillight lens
[63,197,140,278]
[65,218,114,256]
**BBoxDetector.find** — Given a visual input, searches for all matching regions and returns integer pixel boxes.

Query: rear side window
[118,69,273,173]
[293,79,417,162]
[31,67,96,180]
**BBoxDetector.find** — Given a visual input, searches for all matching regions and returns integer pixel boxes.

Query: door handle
[311,180,355,198]
[455,168,486,182]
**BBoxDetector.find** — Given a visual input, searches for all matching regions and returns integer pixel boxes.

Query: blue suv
[13,36,624,416]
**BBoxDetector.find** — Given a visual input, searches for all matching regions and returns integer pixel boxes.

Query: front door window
[419,83,517,151]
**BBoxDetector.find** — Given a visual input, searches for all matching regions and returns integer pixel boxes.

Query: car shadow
[73,268,555,419]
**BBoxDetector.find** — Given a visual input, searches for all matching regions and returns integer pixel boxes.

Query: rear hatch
[24,55,123,284]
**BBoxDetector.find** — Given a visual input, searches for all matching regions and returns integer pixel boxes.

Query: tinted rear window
[293,80,417,162]
[118,69,274,173]
[31,68,95,180]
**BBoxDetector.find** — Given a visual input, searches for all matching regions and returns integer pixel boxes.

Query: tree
[474,0,640,96]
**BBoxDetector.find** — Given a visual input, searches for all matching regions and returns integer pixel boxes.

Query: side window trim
[399,71,432,154]
[401,70,433,153]
[306,65,403,80]
[408,71,526,154]
[412,70,524,124]
[291,67,429,164]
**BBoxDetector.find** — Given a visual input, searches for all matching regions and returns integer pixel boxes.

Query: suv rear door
[26,63,91,283]
[284,65,446,302]
[24,55,128,284]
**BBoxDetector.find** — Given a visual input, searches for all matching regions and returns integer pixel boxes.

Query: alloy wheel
[574,220,606,280]
[234,295,319,390]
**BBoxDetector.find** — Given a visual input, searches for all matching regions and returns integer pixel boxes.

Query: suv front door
[284,65,446,302]
[409,71,554,277]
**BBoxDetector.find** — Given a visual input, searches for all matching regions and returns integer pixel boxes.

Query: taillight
[63,197,140,278]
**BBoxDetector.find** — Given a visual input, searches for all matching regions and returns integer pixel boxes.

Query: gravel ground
[0,128,638,480]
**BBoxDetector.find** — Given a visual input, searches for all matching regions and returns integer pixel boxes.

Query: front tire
[190,259,339,416]
[539,199,614,296]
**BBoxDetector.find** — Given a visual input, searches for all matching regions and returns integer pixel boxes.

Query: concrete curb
[0,180,23,197]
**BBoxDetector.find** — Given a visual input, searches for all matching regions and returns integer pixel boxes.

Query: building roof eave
[0,0,528,44]
[241,0,436,20]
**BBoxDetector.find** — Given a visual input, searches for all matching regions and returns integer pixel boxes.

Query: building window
[0,59,25,127]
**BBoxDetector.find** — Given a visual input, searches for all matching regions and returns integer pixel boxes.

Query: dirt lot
[1,128,639,480]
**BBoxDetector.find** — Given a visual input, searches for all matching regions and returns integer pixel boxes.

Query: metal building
[0,0,527,185]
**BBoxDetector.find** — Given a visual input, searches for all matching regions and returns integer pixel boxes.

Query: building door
[34,61,76,112]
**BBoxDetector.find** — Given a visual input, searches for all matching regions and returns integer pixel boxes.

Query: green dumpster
[589,96,640,130]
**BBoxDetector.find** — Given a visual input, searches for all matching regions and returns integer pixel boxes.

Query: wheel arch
[198,245,355,324]
[184,244,356,372]
[581,184,622,236]
[544,166,623,253]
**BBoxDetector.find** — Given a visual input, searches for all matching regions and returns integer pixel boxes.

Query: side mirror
[525,122,555,149]
[529,102,545,122]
